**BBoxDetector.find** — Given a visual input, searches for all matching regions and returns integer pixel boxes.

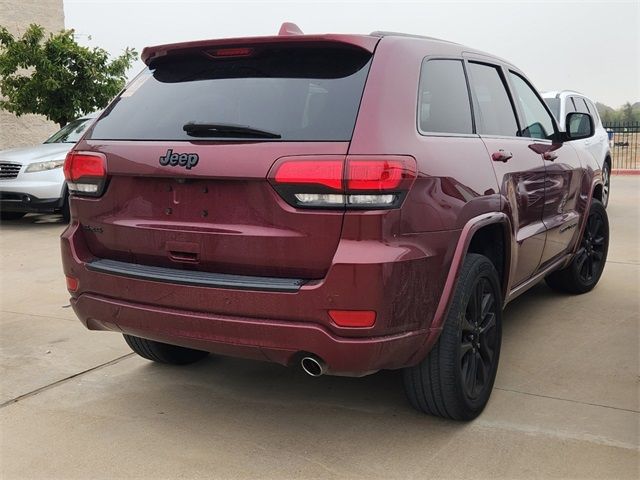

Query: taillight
[268,155,416,209]
[63,151,107,196]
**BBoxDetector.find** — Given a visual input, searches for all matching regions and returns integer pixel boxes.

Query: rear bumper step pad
[86,258,306,292]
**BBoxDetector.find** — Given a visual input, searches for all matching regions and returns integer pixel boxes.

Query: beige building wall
[0,0,65,149]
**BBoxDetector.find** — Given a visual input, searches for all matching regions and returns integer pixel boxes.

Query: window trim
[416,56,478,138]
[465,59,523,140]
[505,69,559,143]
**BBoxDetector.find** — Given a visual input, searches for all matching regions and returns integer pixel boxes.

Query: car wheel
[403,253,502,420]
[0,211,26,221]
[123,334,209,365]
[601,162,611,208]
[545,199,609,294]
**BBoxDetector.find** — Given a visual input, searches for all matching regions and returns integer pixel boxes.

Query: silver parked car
[0,112,99,221]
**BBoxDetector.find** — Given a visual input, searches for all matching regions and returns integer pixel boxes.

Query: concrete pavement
[1,177,638,479]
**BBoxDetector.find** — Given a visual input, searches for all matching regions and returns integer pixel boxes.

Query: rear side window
[467,63,519,137]
[89,45,372,141]
[508,72,555,140]
[418,59,473,134]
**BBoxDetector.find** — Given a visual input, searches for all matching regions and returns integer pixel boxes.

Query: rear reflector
[65,275,79,292]
[269,155,416,209]
[64,151,107,197]
[329,310,376,328]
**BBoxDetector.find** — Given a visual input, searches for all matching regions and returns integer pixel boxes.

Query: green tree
[620,102,634,123]
[0,24,137,127]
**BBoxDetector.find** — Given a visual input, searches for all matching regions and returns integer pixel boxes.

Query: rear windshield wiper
[183,122,281,139]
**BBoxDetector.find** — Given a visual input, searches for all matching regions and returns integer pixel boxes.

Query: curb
[612,169,640,175]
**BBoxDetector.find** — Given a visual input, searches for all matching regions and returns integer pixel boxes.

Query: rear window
[89,45,372,142]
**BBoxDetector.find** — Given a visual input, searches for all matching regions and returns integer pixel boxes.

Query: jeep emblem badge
[159,149,199,169]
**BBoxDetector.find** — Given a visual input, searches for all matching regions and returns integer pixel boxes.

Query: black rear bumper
[86,258,307,292]
[0,191,65,213]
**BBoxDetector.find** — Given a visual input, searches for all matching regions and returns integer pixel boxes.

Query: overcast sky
[64,0,639,107]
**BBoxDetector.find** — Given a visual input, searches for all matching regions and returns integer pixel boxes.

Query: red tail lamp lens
[347,159,415,191]
[64,152,106,181]
[273,159,343,190]
[329,310,376,328]
[66,275,79,292]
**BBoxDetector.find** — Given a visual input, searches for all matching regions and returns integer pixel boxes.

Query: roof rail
[279,22,304,36]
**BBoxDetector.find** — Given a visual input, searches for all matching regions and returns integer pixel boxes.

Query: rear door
[73,42,375,279]
[506,74,583,267]
[466,60,547,286]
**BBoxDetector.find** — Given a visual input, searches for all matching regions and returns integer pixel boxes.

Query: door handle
[543,151,558,161]
[491,150,513,162]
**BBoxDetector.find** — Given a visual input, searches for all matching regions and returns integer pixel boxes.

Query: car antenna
[278,22,303,36]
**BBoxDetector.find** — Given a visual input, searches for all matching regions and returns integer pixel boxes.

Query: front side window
[508,72,555,140]
[565,96,576,115]
[418,59,473,134]
[467,62,519,137]
[584,98,600,124]
[573,96,590,114]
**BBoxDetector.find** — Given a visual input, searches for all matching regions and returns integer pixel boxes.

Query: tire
[403,253,502,420]
[0,211,26,221]
[123,334,209,365]
[545,199,609,294]
[601,161,611,208]
[60,195,70,223]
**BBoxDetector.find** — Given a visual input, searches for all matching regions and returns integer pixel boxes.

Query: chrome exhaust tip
[300,356,326,377]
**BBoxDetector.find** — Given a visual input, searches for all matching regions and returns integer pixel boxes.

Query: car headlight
[24,159,65,173]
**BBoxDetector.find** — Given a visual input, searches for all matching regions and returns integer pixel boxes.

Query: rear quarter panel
[348,37,503,336]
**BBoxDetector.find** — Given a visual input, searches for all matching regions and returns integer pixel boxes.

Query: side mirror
[565,112,594,140]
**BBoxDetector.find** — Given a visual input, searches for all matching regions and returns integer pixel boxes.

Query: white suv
[542,91,611,207]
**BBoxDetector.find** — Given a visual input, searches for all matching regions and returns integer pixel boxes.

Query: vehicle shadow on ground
[0,213,67,230]
[84,282,566,444]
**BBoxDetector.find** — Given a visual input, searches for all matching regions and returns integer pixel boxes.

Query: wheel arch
[407,212,512,366]
[429,213,511,332]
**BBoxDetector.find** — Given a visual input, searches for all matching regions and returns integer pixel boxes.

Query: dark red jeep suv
[60,26,609,420]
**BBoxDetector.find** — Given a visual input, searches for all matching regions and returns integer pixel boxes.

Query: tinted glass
[468,63,519,137]
[418,59,472,134]
[565,96,576,114]
[573,96,589,113]
[544,97,561,120]
[44,117,92,144]
[584,98,600,124]
[89,46,372,141]
[508,72,555,140]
